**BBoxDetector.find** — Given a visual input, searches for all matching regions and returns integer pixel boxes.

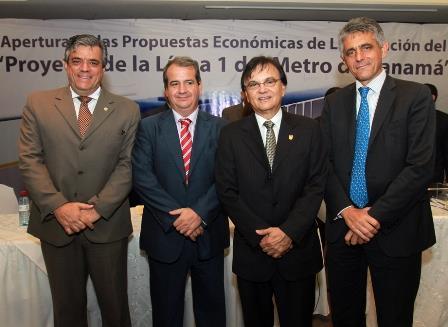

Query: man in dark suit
[18,35,140,327]
[320,17,436,327]
[215,56,326,327]
[424,83,448,183]
[129,103,169,207]
[132,56,229,327]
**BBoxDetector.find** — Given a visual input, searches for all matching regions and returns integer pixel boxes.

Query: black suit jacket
[132,109,229,263]
[215,111,326,282]
[320,75,436,257]
[433,110,448,183]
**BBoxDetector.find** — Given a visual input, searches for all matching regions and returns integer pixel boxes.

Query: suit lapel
[53,87,79,137]
[83,89,115,140]
[272,111,295,173]
[159,110,185,180]
[346,84,357,156]
[189,111,211,177]
[241,114,271,171]
[369,76,396,147]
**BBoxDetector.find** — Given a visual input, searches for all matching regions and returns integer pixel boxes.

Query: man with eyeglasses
[18,34,140,327]
[132,56,228,326]
[216,56,326,327]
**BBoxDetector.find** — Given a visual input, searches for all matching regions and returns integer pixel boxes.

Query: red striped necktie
[180,118,192,184]
[77,96,92,137]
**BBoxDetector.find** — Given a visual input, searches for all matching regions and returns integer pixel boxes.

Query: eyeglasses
[245,78,280,91]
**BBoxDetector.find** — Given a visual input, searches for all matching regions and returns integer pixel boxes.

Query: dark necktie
[180,118,192,184]
[77,96,92,137]
[264,120,276,170]
[350,87,370,208]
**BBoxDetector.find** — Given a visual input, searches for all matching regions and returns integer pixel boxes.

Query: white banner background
[1,18,447,119]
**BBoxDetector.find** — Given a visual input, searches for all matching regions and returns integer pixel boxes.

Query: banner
[1,19,447,120]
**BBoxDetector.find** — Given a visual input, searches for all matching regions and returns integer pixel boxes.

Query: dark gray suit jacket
[132,109,229,263]
[320,75,436,257]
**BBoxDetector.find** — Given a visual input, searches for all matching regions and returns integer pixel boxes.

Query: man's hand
[189,226,204,241]
[344,230,367,246]
[54,202,93,235]
[170,208,202,237]
[80,208,101,230]
[341,207,380,242]
[256,227,293,258]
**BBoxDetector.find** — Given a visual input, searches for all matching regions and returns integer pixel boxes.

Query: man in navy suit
[320,17,436,327]
[132,56,229,327]
[216,56,326,327]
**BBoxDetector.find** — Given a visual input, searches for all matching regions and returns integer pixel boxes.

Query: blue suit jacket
[132,109,229,263]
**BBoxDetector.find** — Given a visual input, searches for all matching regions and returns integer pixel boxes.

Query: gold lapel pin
[104,107,109,112]
[288,134,294,141]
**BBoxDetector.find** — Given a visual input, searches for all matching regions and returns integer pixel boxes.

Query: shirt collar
[355,69,386,95]
[70,86,101,101]
[172,107,199,124]
[255,108,283,127]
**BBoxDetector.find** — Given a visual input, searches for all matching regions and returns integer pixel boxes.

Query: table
[361,205,448,327]
[413,206,448,327]
[2,207,447,326]
[0,207,329,327]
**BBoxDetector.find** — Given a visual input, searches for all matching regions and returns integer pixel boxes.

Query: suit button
[272,201,278,206]
[79,145,84,150]
[74,192,78,197]
[78,171,83,175]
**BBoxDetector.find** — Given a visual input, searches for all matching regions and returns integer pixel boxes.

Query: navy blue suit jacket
[132,109,229,263]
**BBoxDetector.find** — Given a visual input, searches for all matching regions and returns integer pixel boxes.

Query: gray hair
[63,34,108,67]
[338,17,386,56]
[163,56,201,89]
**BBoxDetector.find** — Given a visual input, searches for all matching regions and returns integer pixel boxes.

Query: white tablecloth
[405,206,448,327]
[362,206,448,327]
[0,207,329,327]
[2,207,447,326]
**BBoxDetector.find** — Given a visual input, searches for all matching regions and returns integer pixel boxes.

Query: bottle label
[19,204,30,211]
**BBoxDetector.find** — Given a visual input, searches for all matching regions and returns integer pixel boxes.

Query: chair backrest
[0,184,19,214]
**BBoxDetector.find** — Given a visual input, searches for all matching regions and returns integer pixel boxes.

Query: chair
[0,184,19,214]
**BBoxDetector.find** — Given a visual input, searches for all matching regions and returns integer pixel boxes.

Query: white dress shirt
[70,86,101,118]
[172,108,199,142]
[254,108,283,146]
[355,69,386,128]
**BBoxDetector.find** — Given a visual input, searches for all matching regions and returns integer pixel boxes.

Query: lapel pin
[288,134,294,141]
[104,107,109,112]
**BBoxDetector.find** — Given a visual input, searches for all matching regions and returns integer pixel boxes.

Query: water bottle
[18,190,30,226]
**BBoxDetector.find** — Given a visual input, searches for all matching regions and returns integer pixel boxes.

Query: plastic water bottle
[18,190,30,226]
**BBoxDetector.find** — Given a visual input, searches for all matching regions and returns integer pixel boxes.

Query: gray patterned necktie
[263,120,276,170]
